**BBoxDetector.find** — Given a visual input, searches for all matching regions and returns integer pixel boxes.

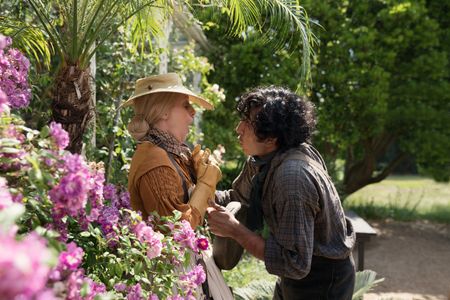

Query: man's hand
[207,203,266,260]
[207,203,240,238]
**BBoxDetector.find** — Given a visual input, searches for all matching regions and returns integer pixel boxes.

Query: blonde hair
[127,92,182,141]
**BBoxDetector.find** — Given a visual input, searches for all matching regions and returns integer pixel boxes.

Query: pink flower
[49,173,90,216]
[173,220,198,251]
[58,242,84,271]
[98,206,120,235]
[0,38,31,109]
[127,283,143,300]
[49,122,69,150]
[0,232,53,299]
[0,176,13,210]
[0,34,12,50]
[196,237,209,251]
[167,295,184,300]
[180,264,206,289]
[146,236,163,259]
[103,183,117,201]
[0,89,8,113]
[66,269,84,300]
[133,222,163,259]
[114,282,127,292]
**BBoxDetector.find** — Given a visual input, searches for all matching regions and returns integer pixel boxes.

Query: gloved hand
[192,144,222,189]
[189,145,222,222]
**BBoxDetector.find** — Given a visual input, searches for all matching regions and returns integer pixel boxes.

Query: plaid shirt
[217,143,355,280]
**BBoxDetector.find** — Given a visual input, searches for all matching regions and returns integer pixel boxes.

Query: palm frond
[197,0,317,84]
[352,270,385,300]
[260,0,318,84]
[26,0,173,68]
[0,16,53,68]
[126,0,170,55]
[226,0,261,35]
[27,0,67,59]
[233,279,275,300]
[173,7,209,50]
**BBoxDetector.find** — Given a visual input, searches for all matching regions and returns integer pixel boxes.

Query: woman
[124,73,220,228]
[123,73,231,299]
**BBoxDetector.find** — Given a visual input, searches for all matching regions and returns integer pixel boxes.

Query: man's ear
[265,137,278,147]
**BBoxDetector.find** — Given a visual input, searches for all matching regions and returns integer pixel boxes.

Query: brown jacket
[128,142,201,228]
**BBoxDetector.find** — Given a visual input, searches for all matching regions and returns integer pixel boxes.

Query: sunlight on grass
[344,176,450,223]
[222,253,277,290]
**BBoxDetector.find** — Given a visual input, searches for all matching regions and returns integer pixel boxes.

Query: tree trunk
[342,134,406,197]
[52,64,92,154]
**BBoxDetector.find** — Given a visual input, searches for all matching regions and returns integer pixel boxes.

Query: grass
[344,175,450,223]
[222,253,277,290]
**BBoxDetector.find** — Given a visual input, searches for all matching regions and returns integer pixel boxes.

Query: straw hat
[121,73,213,110]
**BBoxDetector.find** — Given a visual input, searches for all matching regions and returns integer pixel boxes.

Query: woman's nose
[189,106,196,117]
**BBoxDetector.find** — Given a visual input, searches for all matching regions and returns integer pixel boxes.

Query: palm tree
[24,0,315,153]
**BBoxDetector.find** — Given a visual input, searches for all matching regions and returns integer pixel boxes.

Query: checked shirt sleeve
[264,161,321,280]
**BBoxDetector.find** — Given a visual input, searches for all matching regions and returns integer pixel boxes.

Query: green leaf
[80,281,91,297]
[80,231,91,237]
[352,270,384,300]
[40,125,50,138]
[134,261,143,274]
[114,262,123,277]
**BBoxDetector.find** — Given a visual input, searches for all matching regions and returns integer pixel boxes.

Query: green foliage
[233,279,275,300]
[305,0,450,193]
[200,0,450,195]
[216,159,245,190]
[223,253,277,289]
[27,0,170,68]
[0,16,53,68]
[224,253,384,300]
[352,270,384,300]
[88,27,159,185]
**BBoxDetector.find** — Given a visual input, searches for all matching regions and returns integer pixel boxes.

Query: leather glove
[189,145,222,222]
[188,181,215,222]
[192,144,222,189]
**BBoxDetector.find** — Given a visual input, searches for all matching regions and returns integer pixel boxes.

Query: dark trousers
[273,255,355,300]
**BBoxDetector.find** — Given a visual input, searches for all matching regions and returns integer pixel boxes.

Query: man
[207,86,356,299]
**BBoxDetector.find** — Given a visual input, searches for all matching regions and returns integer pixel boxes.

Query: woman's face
[164,95,196,143]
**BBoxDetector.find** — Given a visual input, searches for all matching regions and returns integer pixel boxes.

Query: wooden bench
[345,210,377,271]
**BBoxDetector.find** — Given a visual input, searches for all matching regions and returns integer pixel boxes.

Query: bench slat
[346,210,377,236]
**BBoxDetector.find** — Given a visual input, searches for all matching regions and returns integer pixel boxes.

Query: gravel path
[358,220,450,300]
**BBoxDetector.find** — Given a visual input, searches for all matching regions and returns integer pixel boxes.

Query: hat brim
[120,87,214,110]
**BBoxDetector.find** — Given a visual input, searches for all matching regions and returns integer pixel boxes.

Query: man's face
[235,109,277,156]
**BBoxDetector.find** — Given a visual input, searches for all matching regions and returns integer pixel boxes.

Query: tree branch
[369,152,408,184]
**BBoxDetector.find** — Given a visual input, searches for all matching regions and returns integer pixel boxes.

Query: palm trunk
[52,64,92,154]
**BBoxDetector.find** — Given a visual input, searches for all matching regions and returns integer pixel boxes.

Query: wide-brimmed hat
[120,73,213,110]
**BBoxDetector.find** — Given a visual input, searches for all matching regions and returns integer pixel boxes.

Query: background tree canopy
[199,0,450,197]
[1,0,314,153]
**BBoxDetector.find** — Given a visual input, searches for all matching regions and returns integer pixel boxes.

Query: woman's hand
[192,144,222,189]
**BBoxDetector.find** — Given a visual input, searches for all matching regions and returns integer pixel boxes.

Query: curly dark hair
[236,86,317,150]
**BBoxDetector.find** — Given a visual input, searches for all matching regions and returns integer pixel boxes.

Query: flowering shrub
[0,35,209,300]
[0,34,31,109]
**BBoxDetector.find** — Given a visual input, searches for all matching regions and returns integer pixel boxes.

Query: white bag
[202,247,234,300]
